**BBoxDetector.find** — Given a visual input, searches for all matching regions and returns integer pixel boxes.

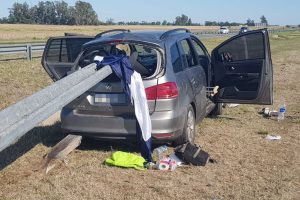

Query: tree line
[0,1,270,27]
[0,1,99,25]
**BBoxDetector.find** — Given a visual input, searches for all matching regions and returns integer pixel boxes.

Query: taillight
[145,82,178,100]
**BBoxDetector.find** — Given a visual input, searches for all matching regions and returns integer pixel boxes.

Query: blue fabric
[95,55,152,162]
[136,121,152,162]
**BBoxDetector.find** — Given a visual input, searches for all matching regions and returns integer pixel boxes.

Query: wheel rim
[186,110,195,142]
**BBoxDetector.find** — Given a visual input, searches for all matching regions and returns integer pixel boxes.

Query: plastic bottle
[152,145,168,162]
[277,103,286,121]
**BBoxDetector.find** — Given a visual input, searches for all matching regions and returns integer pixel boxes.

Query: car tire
[210,103,223,116]
[174,105,196,145]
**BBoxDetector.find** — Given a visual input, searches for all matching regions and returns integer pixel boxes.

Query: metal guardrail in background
[0,43,45,60]
[0,64,112,152]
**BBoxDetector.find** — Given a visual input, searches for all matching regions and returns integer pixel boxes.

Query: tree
[43,1,56,24]
[162,20,167,25]
[74,1,99,25]
[260,15,268,25]
[8,2,32,23]
[106,18,115,25]
[175,14,191,26]
[55,1,69,25]
[246,18,255,26]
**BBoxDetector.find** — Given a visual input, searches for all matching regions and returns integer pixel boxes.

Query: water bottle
[152,145,168,162]
[277,104,286,121]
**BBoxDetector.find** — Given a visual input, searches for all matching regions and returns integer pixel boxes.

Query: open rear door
[42,36,93,81]
[211,29,273,105]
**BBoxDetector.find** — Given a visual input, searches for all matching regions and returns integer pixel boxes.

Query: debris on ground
[260,107,278,117]
[227,104,240,108]
[175,142,210,166]
[105,151,146,170]
[265,135,282,141]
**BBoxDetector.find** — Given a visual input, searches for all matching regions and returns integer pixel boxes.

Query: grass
[0,24,226,44]
[257,130,269,135]
[0,28,300,200]
[0,58,52,110]
[0,24,287,44]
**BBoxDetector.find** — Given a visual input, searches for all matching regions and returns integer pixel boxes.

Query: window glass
[191,39,206,56]
[46,38,91,62]
[180,39,197,67]
[46,39,68,62]
[170,43,182,73]
[217,33,265,62]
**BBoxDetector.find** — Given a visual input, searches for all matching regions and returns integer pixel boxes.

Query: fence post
[26,44,32,61]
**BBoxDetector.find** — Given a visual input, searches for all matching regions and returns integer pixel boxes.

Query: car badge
[105,83,112,91]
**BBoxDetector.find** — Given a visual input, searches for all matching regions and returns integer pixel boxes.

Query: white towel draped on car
[129,71,152,141]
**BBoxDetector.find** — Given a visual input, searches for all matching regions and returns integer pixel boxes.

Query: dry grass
[0,58,52,110]
[0,30,299,200]
[0,24,284,44]
[0,24,224,44]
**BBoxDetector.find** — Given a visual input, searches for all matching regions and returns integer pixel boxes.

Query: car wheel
[174,105,195,145]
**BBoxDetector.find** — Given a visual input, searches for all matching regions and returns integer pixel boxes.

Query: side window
[180,39,197,67]
[46,38,91,63]
[191,38,210,69]
[216,33,265,62]
[170,43,183,73]
[191,39,206,56]
[46,39,68,62]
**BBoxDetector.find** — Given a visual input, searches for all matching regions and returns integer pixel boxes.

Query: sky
[0,0,299,25]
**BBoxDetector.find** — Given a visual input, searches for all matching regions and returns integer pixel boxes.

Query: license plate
[94,93,126,104]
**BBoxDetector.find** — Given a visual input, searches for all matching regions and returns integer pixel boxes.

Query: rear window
[80,42,160,78]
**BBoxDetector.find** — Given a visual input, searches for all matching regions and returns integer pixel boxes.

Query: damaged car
[42,28,273,144]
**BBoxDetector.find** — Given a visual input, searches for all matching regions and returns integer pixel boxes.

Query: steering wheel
[73,50,109,71]
[129,52,151,75]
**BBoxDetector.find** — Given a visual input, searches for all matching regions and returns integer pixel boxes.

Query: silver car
[42,29,273,144]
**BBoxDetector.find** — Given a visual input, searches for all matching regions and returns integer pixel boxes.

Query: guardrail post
[26,44,32,61]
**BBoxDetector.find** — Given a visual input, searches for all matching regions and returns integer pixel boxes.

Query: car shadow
[78,137,141,153]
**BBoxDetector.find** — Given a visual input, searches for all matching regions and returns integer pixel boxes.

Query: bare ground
[0,31,299,200]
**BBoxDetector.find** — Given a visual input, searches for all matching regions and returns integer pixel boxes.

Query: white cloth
[129,71,152,141]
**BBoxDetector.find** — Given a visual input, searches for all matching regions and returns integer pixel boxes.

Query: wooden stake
[44,134,82,174]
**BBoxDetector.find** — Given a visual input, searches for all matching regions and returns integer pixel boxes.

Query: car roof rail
[160,28,191,40]
[95,29,131,39]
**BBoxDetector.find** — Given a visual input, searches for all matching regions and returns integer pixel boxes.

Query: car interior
[45,38,160,80]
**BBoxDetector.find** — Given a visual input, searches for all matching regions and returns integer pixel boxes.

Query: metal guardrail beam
[0,43,46,60]
[0,64,112,152]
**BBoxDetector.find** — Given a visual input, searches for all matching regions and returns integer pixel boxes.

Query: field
[0,26,299,200]
[0,24,225,44]
[0,24,285,44]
